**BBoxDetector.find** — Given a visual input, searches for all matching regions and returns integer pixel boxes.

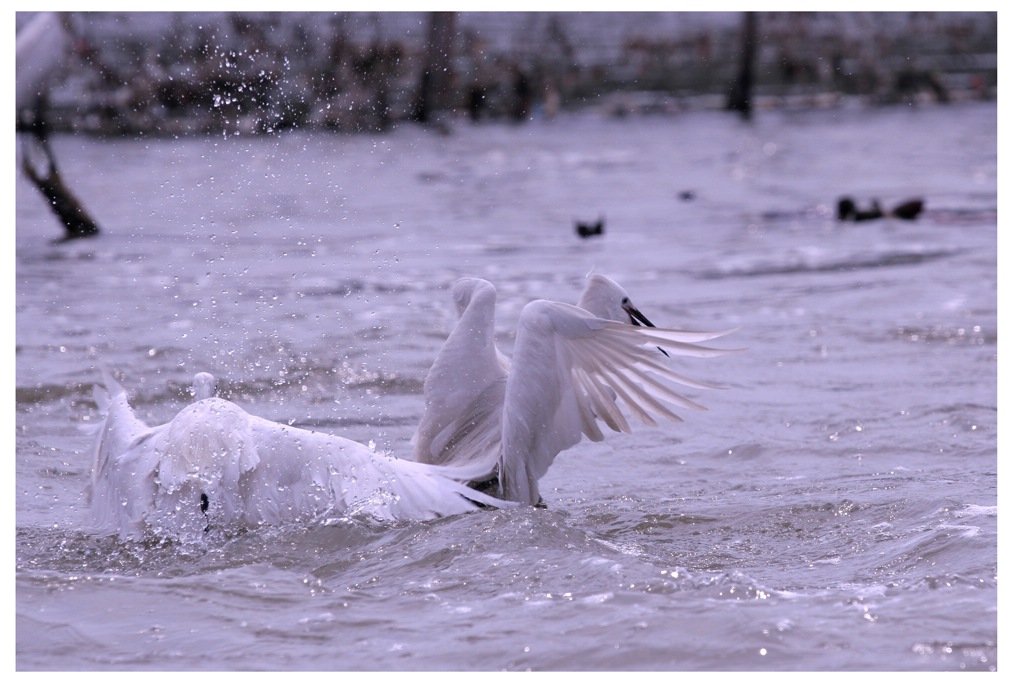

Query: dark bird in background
[890,198,926,220]
[576,216,605,238]
[837,197,884,221]
[837,196,925,222]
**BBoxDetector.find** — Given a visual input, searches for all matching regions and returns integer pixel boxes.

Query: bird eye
[621,297,630,306]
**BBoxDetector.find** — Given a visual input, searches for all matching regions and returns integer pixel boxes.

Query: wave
[699,245,962,279]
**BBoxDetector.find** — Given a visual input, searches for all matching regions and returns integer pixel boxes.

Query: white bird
[413,274,660,470]
[87,371,509,542]
[414,274,737,505]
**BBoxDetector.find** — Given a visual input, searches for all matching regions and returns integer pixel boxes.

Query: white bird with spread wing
[88,371,507,542]
[414,274,738,505]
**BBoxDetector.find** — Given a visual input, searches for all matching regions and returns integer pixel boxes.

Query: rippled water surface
[15,103,997,671]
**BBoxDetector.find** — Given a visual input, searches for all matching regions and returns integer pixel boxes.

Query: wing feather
[499,300,736,504]
[586,339,713,411]
[569,367,606,438]
[571,367,617,438]
[597,326,738,389]
[414,279,506,467]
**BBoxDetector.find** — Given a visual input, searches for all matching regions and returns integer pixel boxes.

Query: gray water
[15,102,997,671]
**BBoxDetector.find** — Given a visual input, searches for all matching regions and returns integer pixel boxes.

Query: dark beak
[626,306,671,357]
[627,306,655,328]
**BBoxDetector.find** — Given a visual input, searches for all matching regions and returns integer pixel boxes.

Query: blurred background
[17,11,997,137]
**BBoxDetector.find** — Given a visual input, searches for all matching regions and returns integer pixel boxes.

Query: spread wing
[88,371,155,531]
[499,300,737,504]
[89,391,511,541]
[413,278,507,475]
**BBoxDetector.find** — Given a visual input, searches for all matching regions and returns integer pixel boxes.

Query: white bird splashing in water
[87,370,510,542]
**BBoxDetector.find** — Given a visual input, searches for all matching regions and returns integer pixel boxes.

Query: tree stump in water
[19,131,100,242]
[725,12,758,120]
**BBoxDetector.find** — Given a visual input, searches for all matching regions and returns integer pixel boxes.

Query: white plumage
[499,298,734,504]
[415,275,738,505]
[86,274,736,539]
[88,372,508,542]
[412,278,509,474]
